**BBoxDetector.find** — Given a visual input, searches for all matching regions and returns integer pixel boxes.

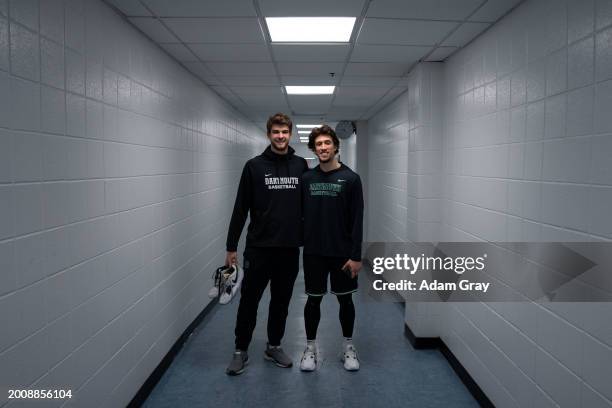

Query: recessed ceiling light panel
[266,17,356,42]
[285,86,335,95]
[296,124,322,128]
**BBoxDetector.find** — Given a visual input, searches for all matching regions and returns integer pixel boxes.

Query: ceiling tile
[344,63,410,76]
[288,95,334,114]
[292,115,328,123]
[333,87,390,107]
[367,0,483,20]
[288,95,334,105]
[334,86,390,100]
[213,91,246,108]
[106,0,152,16]
[358,19,458,46]
[189,43,271,61]
[183,61,214,76]
[160,43,197,61]
[238,95,289,109]
[183,62,225,85]
[142,0,257,17]
[245,112,274,121]
[206,62,276,76]
[244,109,290,117]
[128,17,177,42]
[468,0,523,22]
[326,107,367,120]
[351,44,431,63]
[230,86,284,98]
[441,22,490,46]
[272,44,350,62]
[218,76,280,86]
[424,46,458,61]
[195,74,225,86]
[259,0,366,17]
[340,76,402,86]
[210,85,235,96]
[277,62,344,76]
[162,18,264,43]
[281,76,338,85]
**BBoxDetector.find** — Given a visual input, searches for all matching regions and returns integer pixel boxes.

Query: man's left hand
[342,260,362,279]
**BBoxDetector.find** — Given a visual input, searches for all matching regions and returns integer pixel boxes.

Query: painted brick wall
[367,0,612,406]
[0,0,264,407]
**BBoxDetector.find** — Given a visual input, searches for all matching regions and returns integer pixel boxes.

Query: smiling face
[313,134,337,163]
[267,124,291,153]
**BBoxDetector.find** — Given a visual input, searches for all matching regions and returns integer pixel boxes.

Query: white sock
[343,337,353,349]
[306,340,316,351]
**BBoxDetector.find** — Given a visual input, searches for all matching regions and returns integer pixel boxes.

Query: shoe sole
[300,354,318,371]
[226,358,249,376]
[263,353,293,368]
[341,358,359,371]
[300,365,316,372]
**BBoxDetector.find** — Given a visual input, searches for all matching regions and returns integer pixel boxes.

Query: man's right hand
[225,251,238,266]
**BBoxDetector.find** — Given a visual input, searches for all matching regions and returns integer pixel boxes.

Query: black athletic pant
[304,294,355,340]
[235,247,299,351]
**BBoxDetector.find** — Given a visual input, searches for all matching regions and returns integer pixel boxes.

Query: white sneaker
[300,346,318,371]
[208,265,228,298]
[342,344,360,371]
[219,265,244,305]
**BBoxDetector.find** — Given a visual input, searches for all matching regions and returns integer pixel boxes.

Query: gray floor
[143,271,478,408]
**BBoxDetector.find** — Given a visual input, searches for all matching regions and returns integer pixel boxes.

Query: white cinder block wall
[0,0,264,407]
[368,63,444,243]
[368,0,612,407]
[368,62,446,337]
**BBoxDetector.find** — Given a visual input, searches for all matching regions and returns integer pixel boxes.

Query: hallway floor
[143,271,478,408]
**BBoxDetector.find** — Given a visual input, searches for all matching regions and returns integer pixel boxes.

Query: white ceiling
[104,0,523,125]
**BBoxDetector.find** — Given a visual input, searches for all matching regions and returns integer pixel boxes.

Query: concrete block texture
[0,0,264,406]
[368,0,612,407]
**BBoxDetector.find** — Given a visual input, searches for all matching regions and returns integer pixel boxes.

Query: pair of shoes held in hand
[208,264,243,305]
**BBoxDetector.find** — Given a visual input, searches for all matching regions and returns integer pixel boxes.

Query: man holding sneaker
[224,113,308,375]
[299,125,364,372]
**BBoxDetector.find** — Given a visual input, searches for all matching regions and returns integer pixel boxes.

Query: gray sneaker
[226,350,249,376]
[264,344,293,368]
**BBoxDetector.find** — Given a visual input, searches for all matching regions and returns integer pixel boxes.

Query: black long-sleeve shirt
[226,145,308,251]
[302,163,364,261]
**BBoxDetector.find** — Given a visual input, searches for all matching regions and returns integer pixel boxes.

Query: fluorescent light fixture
[266,17,356,42]
[285,86,335,95]
[298,130,311,134]
[296,124,322,128]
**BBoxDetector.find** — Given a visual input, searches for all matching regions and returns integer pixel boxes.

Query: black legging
[304,293,355,340]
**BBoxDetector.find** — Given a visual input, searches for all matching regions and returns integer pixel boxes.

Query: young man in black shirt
[299,125,364,371]
[225,113,309,375]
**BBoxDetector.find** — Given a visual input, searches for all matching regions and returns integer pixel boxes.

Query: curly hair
[307,124,339,154]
